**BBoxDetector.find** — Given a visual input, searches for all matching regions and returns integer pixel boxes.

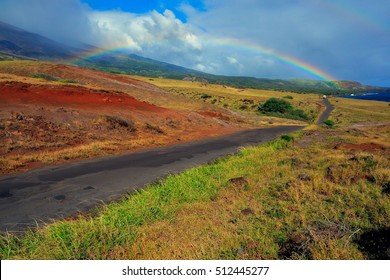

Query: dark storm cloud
[185,0,390,85]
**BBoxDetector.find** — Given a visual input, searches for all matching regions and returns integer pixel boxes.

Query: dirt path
[0,125,303,232]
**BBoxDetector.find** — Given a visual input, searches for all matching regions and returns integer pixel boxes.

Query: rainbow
[66,47,128,65]
[206,37,337,82]
[66,37,338,86]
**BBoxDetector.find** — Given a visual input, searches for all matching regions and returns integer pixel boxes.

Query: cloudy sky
[0,0,389,86]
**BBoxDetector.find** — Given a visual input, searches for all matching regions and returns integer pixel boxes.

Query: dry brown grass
[131,75,323,123]
[329,96,390,126]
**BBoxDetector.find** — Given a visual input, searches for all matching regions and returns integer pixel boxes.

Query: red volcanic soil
[198,111,231,121]
[0,78,243,175]
[0,81,165,113]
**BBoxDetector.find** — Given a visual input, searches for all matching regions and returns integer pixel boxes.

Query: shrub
[281,134,294,142]
[283,95,294,99]
[145,123,165,134]
[323,119,335,128]
[99,115,136,131]
[200,94,212,99]
[259,98,293,113]
[31,73,58,81]
[258,98,309,121]
[57,79,79,84]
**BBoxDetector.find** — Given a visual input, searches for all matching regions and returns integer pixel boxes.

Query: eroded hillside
[0,61,254,174]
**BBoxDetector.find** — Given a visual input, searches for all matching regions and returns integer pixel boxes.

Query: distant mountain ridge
[0,21,80,60]
[0,21,388,95]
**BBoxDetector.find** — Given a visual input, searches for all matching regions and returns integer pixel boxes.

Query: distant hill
[0,21,78,60]
[0,21,388,95]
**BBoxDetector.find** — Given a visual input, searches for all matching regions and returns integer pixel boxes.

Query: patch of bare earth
[0,72,244,174]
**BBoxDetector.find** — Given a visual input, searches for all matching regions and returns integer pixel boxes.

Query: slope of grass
[1,76,389,260]
[131,75,322,123]
[1,123,389,259]
[328,97,390,126]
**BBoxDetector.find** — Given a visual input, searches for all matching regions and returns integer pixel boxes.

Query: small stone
[15,113,24,120]
[241,208,255,216]
[298,174,311,181]
[228,177,248,188]
[235,248,245,255]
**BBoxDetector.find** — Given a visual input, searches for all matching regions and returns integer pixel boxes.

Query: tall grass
[1,127,388,259]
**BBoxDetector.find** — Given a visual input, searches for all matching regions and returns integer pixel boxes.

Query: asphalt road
[0,125,304,232]
[317,98,334,125]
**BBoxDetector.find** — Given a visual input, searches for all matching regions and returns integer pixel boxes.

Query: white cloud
[0,0,203,66]
[227,57,238,64]
[195,63,207,71]
[87,9,203,65]
[1,0,389,85]
[226,56,244,73]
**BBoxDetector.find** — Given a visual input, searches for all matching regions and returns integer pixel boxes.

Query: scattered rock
[241,208,255,216]
[56,107,67,113]
[15,113,24,121]
[298,174,311,181]
[235,248,246,255]
[228,177,248,188]
[83,186,95,190]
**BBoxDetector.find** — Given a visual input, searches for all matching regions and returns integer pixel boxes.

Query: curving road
[0,99,333,233]
[0,125,303,232]
[317,97,334,125]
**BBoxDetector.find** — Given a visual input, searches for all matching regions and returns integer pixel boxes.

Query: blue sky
[0,0,389,86]
[82,0,206,21]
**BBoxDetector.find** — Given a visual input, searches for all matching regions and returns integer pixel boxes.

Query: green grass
[1,127,388,259]
[31,73,79,84]
[1,69,389,259]
[131,75,322,123]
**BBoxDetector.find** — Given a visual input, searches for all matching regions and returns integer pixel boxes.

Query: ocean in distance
[340,92,390,102]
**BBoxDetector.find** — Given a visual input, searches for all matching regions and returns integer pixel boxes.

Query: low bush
[281,134,294,142]
[323,119,335,128]
[258,98,309,121]
[31,73,58,81]
[99,115,136,131]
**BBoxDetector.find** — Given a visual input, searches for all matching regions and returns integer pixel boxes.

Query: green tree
[259,98,293,113]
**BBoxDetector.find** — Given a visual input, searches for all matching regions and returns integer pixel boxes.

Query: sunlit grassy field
[330,97,390,126]
[130,75,324,122]
[1,92,389,260]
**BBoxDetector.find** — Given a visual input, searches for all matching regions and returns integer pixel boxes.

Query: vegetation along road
[0,100,333,232]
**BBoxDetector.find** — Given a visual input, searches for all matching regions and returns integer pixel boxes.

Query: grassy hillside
[131,76,323,123]
[0,19,387,95]
[73,53,389,95]
[1,93,389,259]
